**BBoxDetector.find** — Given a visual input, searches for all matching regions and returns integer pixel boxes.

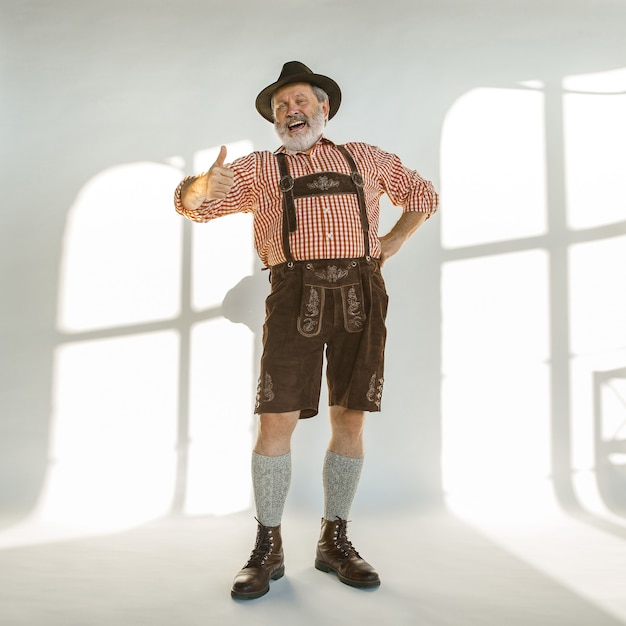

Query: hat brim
[255,73,342,123]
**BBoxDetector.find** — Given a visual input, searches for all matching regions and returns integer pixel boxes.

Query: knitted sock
[252,451,292,527]
[323,450,364,521]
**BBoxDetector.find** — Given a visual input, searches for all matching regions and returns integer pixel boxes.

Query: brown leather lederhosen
[256,146,387,417]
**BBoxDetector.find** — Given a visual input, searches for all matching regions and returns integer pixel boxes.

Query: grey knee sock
[252,451,292,527]
[323,450,364,521]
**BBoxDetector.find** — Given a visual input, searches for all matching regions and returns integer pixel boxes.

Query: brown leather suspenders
[275,145,371,263]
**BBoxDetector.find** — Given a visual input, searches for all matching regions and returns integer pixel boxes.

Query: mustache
[281,113,309,129]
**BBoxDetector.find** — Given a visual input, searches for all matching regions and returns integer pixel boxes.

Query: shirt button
[326,232,333,239]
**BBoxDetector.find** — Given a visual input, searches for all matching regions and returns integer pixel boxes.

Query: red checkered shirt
[174,137,438,267]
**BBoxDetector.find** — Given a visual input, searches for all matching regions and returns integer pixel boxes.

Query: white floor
[2,507,626,626]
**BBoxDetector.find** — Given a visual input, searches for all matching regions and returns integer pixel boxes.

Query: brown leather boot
[315,517,380,588]
[231,520,285,600]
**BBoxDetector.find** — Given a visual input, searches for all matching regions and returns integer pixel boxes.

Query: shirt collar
[274,136,335,156]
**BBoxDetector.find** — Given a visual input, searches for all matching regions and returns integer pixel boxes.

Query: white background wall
[1,0,625,535]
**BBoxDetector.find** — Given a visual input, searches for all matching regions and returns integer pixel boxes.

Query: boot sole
[231,565,285,600]
[314,559,381,589]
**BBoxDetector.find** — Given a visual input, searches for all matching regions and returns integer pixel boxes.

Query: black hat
[255,61,342,123]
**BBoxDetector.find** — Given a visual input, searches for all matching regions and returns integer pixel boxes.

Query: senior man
[175,61,438,600]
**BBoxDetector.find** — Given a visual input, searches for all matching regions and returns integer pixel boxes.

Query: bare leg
[328,406,365,457]
[254,410,300,456]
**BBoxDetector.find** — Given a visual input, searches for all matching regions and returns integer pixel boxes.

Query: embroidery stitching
[255,373,275,409]
[345,286,364,331]
[366,373,384,408]
[306,175,340,192]
[314,265,349,283]
[301,286,320,333]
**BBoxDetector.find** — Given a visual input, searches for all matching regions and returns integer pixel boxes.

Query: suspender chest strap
[275,145,371,262]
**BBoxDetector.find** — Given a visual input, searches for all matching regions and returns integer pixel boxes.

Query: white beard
[274,103,327,152]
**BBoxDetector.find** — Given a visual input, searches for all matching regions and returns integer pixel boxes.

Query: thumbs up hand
[201,145,234,200]
[179,145,236,212]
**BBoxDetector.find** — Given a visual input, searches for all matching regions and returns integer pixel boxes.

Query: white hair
[270,84,329,120]
[310,85,329,106]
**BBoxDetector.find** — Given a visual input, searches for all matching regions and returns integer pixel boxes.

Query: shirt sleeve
[173,152,262,223]
[367,144,439,216]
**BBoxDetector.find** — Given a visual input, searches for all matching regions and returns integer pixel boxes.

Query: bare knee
[329,406,365,457]
[254,411,300,456]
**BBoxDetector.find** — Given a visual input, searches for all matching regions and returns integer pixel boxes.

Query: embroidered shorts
[255,257,388,419]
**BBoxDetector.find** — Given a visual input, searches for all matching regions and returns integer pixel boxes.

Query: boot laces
[244,519,275,568]
[333,518,361,558]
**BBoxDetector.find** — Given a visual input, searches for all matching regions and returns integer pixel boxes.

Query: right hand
[197,145,234,200]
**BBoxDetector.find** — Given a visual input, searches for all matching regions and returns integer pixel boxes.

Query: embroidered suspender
[275,145,371,263]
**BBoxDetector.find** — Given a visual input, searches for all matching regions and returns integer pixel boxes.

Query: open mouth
[287,119,307,133]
